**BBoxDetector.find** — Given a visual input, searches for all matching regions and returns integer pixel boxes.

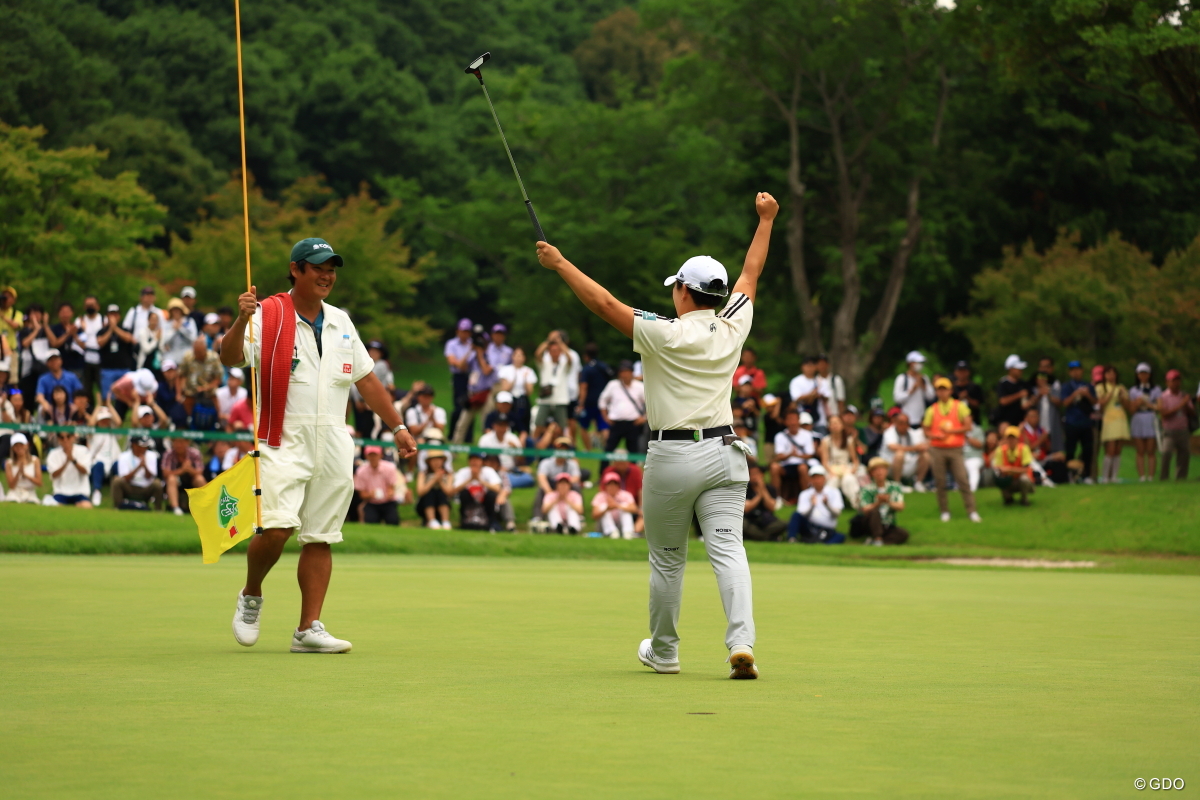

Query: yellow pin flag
[188,456,258,564]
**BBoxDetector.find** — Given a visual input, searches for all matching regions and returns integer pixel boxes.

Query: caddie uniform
[634,287,756,661]
[239,298,373,544]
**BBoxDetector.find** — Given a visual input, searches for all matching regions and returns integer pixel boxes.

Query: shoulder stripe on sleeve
[720,295,750,319]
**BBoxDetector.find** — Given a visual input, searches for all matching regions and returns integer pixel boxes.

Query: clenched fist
[756,192,779,222]
[237,286,258,322]
[536,242,567,271]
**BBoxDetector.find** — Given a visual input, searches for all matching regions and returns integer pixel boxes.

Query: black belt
[651,425,734,442]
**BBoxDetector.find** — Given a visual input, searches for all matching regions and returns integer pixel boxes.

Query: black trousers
[605,419,644,454]
[457,488,498,531]
[364,501,400,526]
[449,372,470,442]
[1063,423,1094,479]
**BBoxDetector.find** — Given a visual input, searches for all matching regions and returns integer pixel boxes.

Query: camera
[471,323,488,349]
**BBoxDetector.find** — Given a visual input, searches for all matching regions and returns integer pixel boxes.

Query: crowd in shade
[2,282,1197,541]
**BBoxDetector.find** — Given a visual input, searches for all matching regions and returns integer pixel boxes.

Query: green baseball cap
[290,237,343,267]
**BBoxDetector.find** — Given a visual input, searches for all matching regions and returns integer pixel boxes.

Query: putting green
[2,554,1195,798]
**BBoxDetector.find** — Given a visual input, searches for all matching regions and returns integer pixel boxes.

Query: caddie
[536,192,778,679]
[220,237,417,653]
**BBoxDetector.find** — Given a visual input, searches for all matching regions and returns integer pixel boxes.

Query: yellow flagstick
[233,0,264,535]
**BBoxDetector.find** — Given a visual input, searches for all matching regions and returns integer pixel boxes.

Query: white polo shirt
[47,446,92,497]
[632,292,753,431]
[239,298,374,427]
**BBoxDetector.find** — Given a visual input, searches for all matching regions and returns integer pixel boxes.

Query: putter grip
[525,200,547,243]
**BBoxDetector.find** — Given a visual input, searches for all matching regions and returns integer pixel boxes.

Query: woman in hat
[415,449,453,529]
[3,433,42,504]
[1095,365,1132,483]
[1128,363,1161,482]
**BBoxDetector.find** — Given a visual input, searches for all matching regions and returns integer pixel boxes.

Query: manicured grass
[3,478,1197,574]
[1,554,1195,798]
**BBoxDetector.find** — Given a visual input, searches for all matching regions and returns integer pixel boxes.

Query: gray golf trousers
[641,437,755,660]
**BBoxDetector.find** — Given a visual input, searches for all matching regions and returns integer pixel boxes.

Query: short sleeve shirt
[859,480,904,527]
[162,447,203,474]
[632,292,753,431]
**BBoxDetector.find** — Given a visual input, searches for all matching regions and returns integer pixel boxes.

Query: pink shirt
[354,460,400,503]
[591,489,636,519]
[542,489,582,518]
[1160,390,1191,432]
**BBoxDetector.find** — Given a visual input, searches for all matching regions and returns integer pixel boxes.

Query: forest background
[2,0,1199,400]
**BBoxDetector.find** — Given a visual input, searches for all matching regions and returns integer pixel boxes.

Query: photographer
[451,323,498,443]
[534,330,572,438]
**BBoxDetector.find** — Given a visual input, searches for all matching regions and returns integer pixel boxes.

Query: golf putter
[464,52,548,243]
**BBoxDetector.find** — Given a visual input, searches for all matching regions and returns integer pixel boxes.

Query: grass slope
[3,479,1197,574]
[1,554,1195,799]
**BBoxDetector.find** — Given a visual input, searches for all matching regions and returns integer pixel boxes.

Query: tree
[970,0,1200,138]
[0,123,165,306]
[160,175,435,353]
[648,0,954,393]
[948,230,1200,389]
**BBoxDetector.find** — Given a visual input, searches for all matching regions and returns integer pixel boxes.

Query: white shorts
[260,421,355,545]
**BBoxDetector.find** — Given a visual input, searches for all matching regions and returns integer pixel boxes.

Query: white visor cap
[663,256,730,298]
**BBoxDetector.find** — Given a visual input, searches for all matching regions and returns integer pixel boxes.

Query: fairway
[2,555,1196,798]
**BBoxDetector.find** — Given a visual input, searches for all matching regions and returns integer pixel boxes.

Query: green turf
[4,477,1198,574]
[1,554,1195,798]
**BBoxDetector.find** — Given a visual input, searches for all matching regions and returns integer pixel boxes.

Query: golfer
[221,238,417,653]
[536,192,778,679]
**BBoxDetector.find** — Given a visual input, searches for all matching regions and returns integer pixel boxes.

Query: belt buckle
[693,430,700,442]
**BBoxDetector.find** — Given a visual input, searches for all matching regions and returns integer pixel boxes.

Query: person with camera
[533,331,572,439]
[451,323,498,444]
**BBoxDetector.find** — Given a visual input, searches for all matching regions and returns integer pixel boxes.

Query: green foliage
[948,230,1200,387]
[0,123,165,307]
[160,175,434,352]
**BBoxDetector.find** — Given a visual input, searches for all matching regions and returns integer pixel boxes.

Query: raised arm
[731,193,779,302]
[536,245,635,339]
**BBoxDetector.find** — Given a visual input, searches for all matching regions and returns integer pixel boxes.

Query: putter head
[464,52,491,84]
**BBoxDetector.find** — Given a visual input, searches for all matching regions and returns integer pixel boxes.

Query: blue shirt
[1059,380,1095,427]
[36,370,83,401]
[579,360,612,407]
[297,310,325,357]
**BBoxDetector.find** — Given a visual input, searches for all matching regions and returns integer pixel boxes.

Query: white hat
[905,350,926,364]
[799,411,814,425]
[229,367,244,380]
[132,368,158,396]
[808,464,826,477]
[1004,354,1027,370]
[1136,362,1151,374]
[160,358,178,372]
[10,432,27,446]
[737,374,753,386]
[204,312,220,325]
[45,348,62,359]
[137,404,154,418]
[180,286,197,298]
[495,390,514,404]
[423,427,444,441]
[663,256,730,297]
[94,407,113,421]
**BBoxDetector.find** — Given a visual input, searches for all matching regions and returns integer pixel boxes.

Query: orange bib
[929,399,966,449]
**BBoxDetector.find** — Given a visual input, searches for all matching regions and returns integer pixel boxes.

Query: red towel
[258,292,296,447]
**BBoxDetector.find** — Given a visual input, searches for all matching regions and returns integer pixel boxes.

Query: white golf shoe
[940,512,951,523]
[291,621,352,653]
[232,591,263,647]
[728,644,759,680]
[638,639,680,674]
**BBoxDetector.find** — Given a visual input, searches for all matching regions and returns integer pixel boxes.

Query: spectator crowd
[2,282,1196,543]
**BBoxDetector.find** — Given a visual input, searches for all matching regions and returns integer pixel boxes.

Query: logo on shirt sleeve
[343,363,352,374]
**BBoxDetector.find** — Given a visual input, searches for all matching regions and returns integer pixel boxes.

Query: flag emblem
[189,457,257,564]
[218,485,239,528]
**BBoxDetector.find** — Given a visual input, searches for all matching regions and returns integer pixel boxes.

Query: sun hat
[495,391,514,404]
[132,368,158,395]
[867,456,889,471]
[424,449,448,461]
[94,407,113,422]
[1004,354,1027,370]
[554,436,573,448]
[180,286,197,298]
[905,350,926,364]
[423,427,444,441]
[808,464,826,477]
[663,255,729,297]
[0,286,16,300]
[290,237,343,267]
[167,298,187,312]
[602,471,621,485]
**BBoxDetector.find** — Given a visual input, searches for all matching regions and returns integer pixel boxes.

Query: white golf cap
[663,256,730,297]
[45,348,62,359]
[799,411,814,425]
[808,464,826,477]
[1136,362,1151,374]
[1004,354,1027,370]
[495,390,513,404]
[180,286,197,298]
[10,433,28,446]
[737,374,753,386]
[137,404,154,418]
[204,312,220,325]
[94,406,113,421]
[229,367,244,380]
[906,350,926,364]
[132,368,158,395]
[160,358,178,372]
